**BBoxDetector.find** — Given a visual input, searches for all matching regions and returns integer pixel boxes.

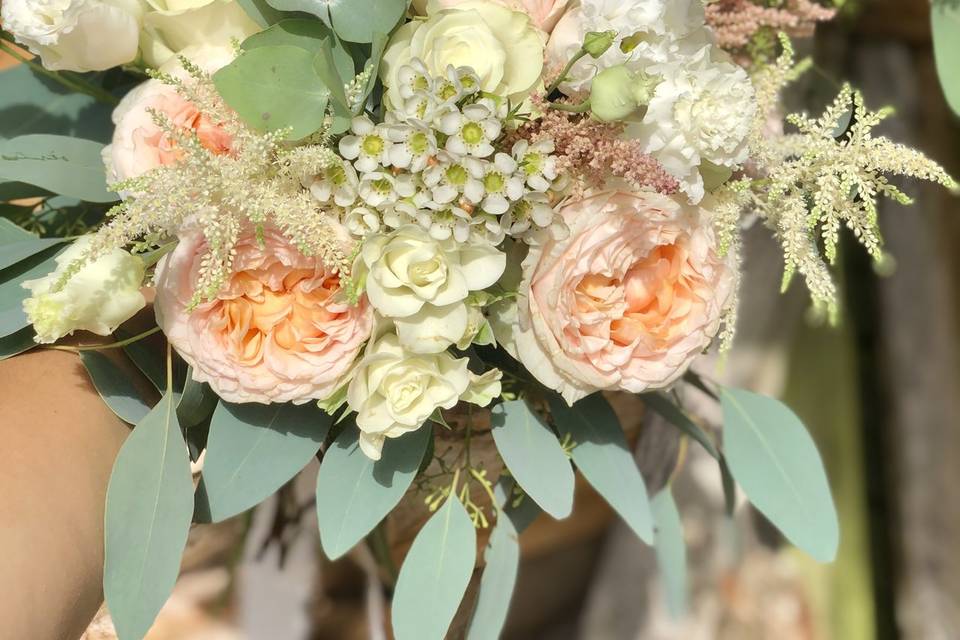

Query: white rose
[1,0,145,72]
[347,333,472,460]
[140,0,259,67]
[381,0,545,107]
[355,225,506,354]
[22,237,146,344]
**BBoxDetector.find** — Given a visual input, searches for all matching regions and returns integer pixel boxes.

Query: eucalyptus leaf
[391,493,477,640]
[213,45,330,140]
[104,391,194,640]
[235,0,289,28]
[196,401,331,522]
[721,387,839,562]
[490,399,575,519]
[328,0,406,43]
[0,181,52,202]
[932,2,960,117]
[643,392,720,459]
[0,326,36,360]
[358,32,389,109]
[550,393,653,543]
[0,237,65,272]
[243,19,354,80]
[80,350,152,425]
[0,135,115,202]
[0,218,35,244]
[465,510,519,640]
[652,488,687,617]
[176,372,218,430]
[316,423,432,559]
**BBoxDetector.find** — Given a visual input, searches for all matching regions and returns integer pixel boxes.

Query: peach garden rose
[508,190,734,404]
[155,225,373,404]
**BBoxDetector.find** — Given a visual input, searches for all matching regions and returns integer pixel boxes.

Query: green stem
[0,40,119,105]
[44,326,162,353]
[545,47,588,96]
[548,99,592,114]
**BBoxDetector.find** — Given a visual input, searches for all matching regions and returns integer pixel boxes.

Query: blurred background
[3,0,958,638]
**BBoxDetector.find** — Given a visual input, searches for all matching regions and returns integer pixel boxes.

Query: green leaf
[0,237,64,272]
[721,387,839,562]
[0,181,52,201]
[643,392,720,459]
[328,0,406,43]
[235,0,290,28]
[0,218,35,244]
[176,371,218,430]
[0,245,64,338]
[316,423,432,559]
[212,45,330,140]
[0,135,115,202]
[391,492,477,640]
[195,401,331,522]
[0,65,113,141]
[80,350,151,425]
[549,393,654,543]
[0,326,36,360]
[651,488,687,617]
[243,19,354,80]
[465,510,520,640]
[490,399,575,519]
[104,391,194,640]
[359,32,389,109]
[932,2,960,117]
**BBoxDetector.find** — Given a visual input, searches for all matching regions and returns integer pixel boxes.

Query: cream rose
[346,333,472,460]
[355,225,505,354]
[140,0,259,67]
[22,236,146,344]
[415,0,571,33]
[381,0,545,107]
[508,191,734,404]
[102,46,235,186]
[1,0,145,72]
[155,225,373,405]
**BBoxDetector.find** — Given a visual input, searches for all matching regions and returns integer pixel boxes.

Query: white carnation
[632,49,757,202]
[22,237,146,344]
[2,0,144,72]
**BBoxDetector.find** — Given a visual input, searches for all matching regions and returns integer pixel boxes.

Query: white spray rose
[22,237,146,344]
[140,0,259,67]
[347,333,500,460]
[381,0,545,108]
[355,225,506,354]
[1,0,145,72]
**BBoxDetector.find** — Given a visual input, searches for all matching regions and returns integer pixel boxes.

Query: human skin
[0,324,159,639]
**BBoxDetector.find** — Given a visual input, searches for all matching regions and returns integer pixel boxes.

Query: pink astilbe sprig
[706,0,836,51]
[512,95,679,199]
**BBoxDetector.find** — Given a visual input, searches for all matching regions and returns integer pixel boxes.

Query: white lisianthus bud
[589,64,658,123]
[22,237,146,344]
[1,0,146,72]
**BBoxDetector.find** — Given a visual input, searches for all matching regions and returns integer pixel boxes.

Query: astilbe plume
[719,36,958,317]
[54,57,351,307]
[511,94,679,199]
[706,0,836,54]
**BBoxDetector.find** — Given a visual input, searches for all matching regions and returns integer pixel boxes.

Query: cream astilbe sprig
[52,59,351,308]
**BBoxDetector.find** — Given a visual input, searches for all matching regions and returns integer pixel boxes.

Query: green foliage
[0,135,116,202]
[465,508,520,640]
[721,387,840,562]
[0,234,63,272]
[213,45,331,140]
[262,0,404,43]
[316,423,432,560]
[243,19,354,80]
[549,393,654,543]
[80,350,152,425]
[176,374,219,430]
[0,326,36,360]
[651,488,687,617]
[490,399,575,519]
[195,401,330,522]
[104,390,194,640]
[932,1,960,117]
[391,487,477,640]
[643,392,720,459]
[235,0,290,28]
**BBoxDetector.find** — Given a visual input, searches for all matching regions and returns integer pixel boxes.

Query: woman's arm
[0,348,137,640]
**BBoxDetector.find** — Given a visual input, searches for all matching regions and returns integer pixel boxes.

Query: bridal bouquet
[1,0,956,638]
